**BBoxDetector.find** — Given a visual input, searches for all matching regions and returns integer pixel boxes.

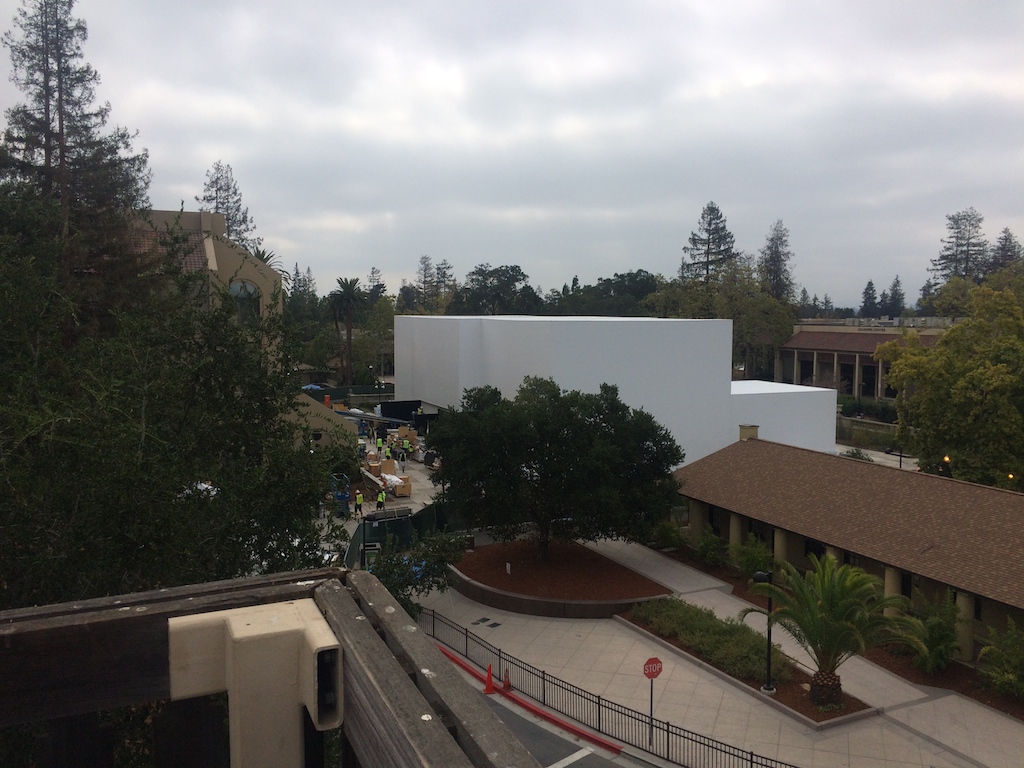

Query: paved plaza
[361,445,1022,767]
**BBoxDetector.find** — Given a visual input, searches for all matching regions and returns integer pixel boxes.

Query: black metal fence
[419,608,801,768]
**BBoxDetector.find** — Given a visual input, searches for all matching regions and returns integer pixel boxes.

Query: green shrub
[910,589,961,674]
[696,524,728,568]
[979,618,1024,699]
[652,518,685,550]
[839,447,874,462]
[729,533,774,577]
[632,598,792,684]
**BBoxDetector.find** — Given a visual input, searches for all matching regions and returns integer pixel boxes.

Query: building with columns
[676,429,1024,661]
[775,319,948,398]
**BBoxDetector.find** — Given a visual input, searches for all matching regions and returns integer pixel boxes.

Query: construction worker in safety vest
[354,490,363,517]
[376,489,386,511]
[402,437,411,454]
[385,445,392,460]
[376,436,383,453]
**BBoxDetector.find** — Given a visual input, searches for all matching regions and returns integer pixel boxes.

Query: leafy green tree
[196,160,260,252]
[328,276,366,386]
[368,532,465,617]
[756,219,795,304]
[681,201,736,283]
[714,259,794,378]
[979,618,1024,700]
[742,555,922,706]
[910,589,962,674]
[878,286,1024,487]
[447,264,543,315]
[427,377,683,559]
[880,276,905,317]
[0,206,356,609]
[931,207,988,285]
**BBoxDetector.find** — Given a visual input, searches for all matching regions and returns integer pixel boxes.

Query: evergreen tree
[860,280,879,318]
[756,219,795,303]
[415,254,436,310]
[1,0,150,237]
[681,201,736,282]
[917,278,937,314]
[989,228,1022,273]
[881,275,905,317]
[196,160,260,252]
[930,207,988,284]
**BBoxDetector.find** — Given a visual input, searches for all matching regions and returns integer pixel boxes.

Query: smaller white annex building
[395,316,836,463]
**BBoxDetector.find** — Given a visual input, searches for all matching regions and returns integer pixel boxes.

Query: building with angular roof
[675,429,1024,659]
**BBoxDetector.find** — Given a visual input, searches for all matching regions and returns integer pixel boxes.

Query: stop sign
[643,657,663,679]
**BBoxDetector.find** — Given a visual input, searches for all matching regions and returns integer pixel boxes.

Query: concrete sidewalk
[421,539,1024,768]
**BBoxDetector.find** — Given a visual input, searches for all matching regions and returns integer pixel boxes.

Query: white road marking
[547,748,592,768]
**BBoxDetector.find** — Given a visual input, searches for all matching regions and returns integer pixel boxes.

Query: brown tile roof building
[674,439,1024,611]
[781,331,939,355]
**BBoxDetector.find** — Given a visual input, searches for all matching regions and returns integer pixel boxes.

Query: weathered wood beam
[346,571,542,768]
[314,579,475,768]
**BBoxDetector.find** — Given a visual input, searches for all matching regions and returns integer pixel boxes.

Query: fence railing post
[541,670,546,707]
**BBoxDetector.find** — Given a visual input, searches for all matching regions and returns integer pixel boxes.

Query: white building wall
[729,381,837,454]
[395,316,835,463]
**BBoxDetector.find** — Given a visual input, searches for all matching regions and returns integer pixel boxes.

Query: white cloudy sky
[1,1,1021,308]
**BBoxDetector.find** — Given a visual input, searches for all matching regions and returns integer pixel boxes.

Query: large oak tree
[427,377,683,559]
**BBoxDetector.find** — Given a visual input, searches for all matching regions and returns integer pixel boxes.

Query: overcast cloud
[1,0,1021,307]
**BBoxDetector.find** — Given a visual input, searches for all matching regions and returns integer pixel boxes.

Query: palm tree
[250,247,290,287]
[742,554,923,706]
[328,277,367,386]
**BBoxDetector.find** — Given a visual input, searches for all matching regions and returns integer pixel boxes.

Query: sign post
[643,657,662,746]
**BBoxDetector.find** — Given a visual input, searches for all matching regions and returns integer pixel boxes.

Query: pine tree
[415,255,436,310]
[1,0,149,230]
[930,207,988,284]
[989,228,1022,273]
[882,276,905,317]
[757,219,795,303]
[860,280,879,318]
[681,201,736,282]
[196,160,260,252]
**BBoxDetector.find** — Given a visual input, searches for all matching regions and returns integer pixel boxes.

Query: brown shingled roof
[674,439,1024,610]
[131,228,207,273]
[781,331,939,355]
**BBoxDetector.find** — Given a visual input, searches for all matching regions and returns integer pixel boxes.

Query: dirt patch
[457,540,671,601]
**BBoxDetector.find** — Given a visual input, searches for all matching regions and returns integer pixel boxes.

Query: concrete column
[833,352,839,388]
[854,354,862,400]
[812,351,819,386]
[825,545,841,562]
[878,362,885,399]
[793,351,800,385]
[729,512,744,550]
[688,500,709,547]
[774,349,782,383]
[883,566,901,617]
[955,591,976,661]
[772,529,787,566]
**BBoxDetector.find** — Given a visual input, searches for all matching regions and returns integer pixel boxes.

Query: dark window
[748,519,770,543]
[974,597,983,621]
[708,507,722,536]
[901,572,913,599]
[804,538,825,559]
[844,552,863,568]
[229,280,260,327]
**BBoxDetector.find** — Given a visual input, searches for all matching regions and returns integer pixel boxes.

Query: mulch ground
[456,539,671,600]
[457,540,1024,724]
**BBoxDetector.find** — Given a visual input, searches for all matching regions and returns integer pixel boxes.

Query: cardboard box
[369,462,381,477]
[395,476,412,497]
[381,459,396,475]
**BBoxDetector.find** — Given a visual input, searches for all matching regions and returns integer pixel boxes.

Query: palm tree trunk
[345,309,354,386]
[809,670,842,707]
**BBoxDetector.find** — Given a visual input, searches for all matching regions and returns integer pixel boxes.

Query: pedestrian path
[421,539,1024,768]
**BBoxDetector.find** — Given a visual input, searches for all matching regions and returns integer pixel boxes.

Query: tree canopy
[681,201,736,283]
[196,160,260,252]
[427,377,683,558]
[877,286,1024,488]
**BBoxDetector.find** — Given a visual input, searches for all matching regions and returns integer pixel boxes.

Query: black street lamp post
[752,570,776,695]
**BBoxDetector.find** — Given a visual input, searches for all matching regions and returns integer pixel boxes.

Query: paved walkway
[421,540,1024,768]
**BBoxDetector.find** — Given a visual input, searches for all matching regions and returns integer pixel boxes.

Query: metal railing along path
[419,608,802,768]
